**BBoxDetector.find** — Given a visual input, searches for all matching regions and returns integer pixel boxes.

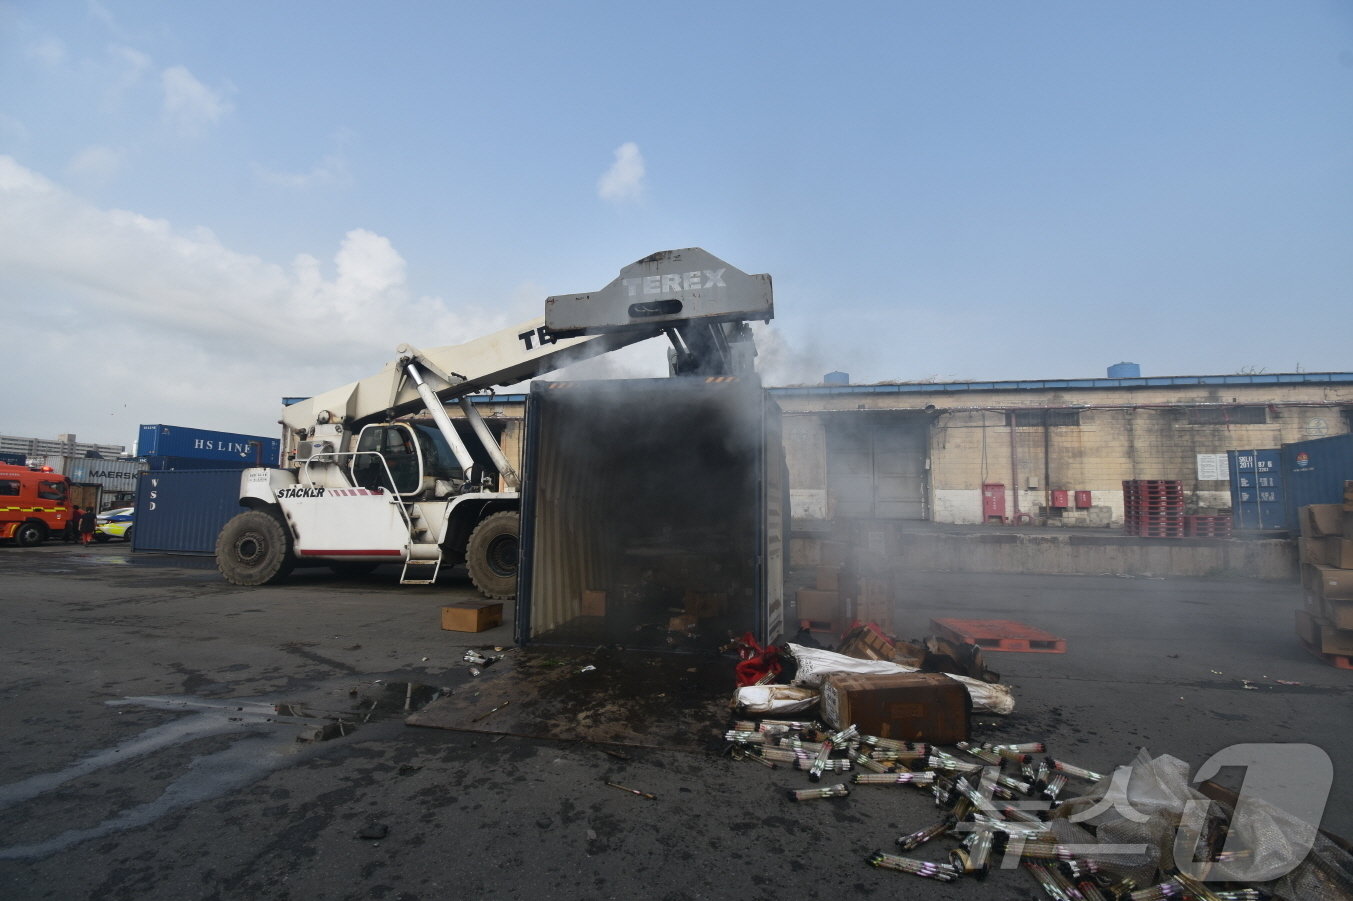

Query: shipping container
[1282,433,1353,534]
[133,469,248,554]
[516,377,787,650]
[1228,449,1285,531]
[142,455,262,472]
[31,456,145,494]
[137,424,280,466]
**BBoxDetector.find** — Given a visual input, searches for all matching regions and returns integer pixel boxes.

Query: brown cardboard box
[1303,591,1322,617]
[855,577,893,630]
[1302,504,1344,538]
[1299,538,1326,565]
[1296,608,1353,657]
[796,588,842,624]
[1324,538,1353,569]
[1313,565,1353,601]
[820,672,971,743]
[819,540,847,567]
[441,601,503,632]
[1301,563,1319,592]
[580,589,606,617]
[1344,480,1353,512]
[815,565,841,591]
[667,613,697,632]
[1322,597,1353,631]
[835,623,896,661]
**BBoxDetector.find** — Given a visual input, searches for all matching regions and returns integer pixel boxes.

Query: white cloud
[161,65,233,137]
[66,145,124,181]
[597,142,645,203]
[0,156,506,442]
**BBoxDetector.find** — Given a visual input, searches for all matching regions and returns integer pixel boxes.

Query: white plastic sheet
[732,685,820,714]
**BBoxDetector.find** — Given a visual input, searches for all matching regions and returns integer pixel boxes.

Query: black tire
[216,510,294,586]
[123,526,135,545]
[465,510,519,600]
[14,522,44,547]
[93,533,111,543]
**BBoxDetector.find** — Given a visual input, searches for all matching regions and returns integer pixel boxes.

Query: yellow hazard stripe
[0,506,66,513]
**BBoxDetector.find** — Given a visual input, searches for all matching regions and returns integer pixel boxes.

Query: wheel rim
[485,534,518,577]
[234,532,267,566]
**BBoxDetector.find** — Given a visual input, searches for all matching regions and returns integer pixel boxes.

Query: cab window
[0,480,18,496]
[351,426,422,494]
[37,481,66,501]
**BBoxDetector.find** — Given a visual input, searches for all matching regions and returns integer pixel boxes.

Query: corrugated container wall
[143,455,260,472]
[137,424,280,466]
[134,469,246,554]
[32,456,145,499]
[516,377,787,650]
[1281,433,1353,533]
[1228,449,1285,531]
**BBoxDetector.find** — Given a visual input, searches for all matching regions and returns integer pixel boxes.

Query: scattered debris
[357,823,388,841]
[605,781,656,800]
[471,700,509,722]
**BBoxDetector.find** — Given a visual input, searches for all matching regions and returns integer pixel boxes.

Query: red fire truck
[0,463,74,546]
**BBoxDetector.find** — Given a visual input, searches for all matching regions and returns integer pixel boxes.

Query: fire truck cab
[0,463,73,546]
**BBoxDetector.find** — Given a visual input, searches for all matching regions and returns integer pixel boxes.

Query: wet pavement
[0,542,1350,900]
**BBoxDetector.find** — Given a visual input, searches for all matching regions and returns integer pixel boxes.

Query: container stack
[1295,487,1353,668]
[1121,479,1184,538]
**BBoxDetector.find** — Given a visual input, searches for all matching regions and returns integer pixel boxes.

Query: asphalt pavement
[0,542,1349,901]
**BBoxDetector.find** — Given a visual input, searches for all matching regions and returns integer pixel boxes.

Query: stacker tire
[465,510,519,600]
[216,510,295,586]
[14,521,44,547]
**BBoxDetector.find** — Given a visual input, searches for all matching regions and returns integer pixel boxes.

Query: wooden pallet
[930,617,1066,653]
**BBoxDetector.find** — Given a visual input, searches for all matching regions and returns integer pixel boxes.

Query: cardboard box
[1299,538,1325,565]
[1296,608,1353,657]
[1322,597,1353,631]
[1313,565,1353,601]
[1302,504,1344,538]
[1325,538,1353,569]
[441,601,503,633]
[667,613,697,632]
[580,589,606,617]
[819,541,847,567]
[815,565,841,591]
[1344,480,1353,512]
[1303,591,1322,617]
[796,588,842,624]
[835,623,896,661]
[820,672,971,743]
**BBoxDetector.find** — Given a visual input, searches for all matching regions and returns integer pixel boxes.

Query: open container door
[517,376,785,651]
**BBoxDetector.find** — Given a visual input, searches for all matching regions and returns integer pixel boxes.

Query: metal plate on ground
[406,647,737,750]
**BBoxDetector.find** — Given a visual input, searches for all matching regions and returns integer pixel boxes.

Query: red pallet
[1185,515,1233,538]
[931,618,1066,653]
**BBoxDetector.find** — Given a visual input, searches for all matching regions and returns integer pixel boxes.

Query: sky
[2,1,1351,451]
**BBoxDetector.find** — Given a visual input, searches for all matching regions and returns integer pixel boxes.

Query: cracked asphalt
[0,542,1349,901]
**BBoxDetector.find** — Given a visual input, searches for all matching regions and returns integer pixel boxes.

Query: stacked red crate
[1184,514,1233,539]
[1122,480,1185,537]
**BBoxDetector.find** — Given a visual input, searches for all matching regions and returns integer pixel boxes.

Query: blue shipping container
[134,469,244,555]
[143,455,260,472]
[1281,433,1353,533]
[137,424,280,466]
[1228,449,1285,531]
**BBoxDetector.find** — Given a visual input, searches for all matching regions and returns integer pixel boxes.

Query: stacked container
[1122,480,1184,538]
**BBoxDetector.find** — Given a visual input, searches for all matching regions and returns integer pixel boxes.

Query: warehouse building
[771,367,1353,529]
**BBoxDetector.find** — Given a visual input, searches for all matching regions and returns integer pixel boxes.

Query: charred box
[819,672,971,743]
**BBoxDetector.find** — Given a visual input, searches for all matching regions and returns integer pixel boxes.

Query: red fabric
[732,632,782,687]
